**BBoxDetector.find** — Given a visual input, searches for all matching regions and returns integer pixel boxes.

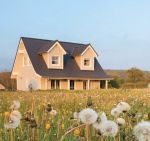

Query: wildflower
[99,121,118,137]
[111,107,122,118]
[10,110,22,121]
[61,123,65,129]
[4,110,21,129]
[116,102,131,113]
[79,108,98,124]
[45,123,51,130]
[133,121,150,141]
[50,109,57,116]
[4,112,10,117]
[95,112,118,137]
[5,120,20,129]
[74,128,80,136]
[10,100,20,110]
[116,118,125,126]
[100,112,107,123]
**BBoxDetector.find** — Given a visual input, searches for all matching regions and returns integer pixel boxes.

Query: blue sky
[0,0,150,71]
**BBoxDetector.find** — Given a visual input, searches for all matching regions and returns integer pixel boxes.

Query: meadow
[0,89,150,141]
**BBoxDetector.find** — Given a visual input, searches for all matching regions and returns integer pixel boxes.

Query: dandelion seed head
[10,100,20,110]
[133,121,150,141]
[79,108,98,124]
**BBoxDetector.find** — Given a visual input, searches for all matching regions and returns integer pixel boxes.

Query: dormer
[41,41,66,69]
[74,45,98,71]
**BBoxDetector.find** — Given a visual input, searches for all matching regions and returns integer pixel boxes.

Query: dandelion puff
[97,112,118,137]
[111,107,122,118]
[116,118,125,126]
[79,108,98,124]
[133,121,150,141]
[50,109,57,116]
[10,110,22,121]
[116,102,131,113]
[10,100,20,110]
[99,120,118,137]
[100,112,107,123]
[4,120,20,129]
[4,110,21,129]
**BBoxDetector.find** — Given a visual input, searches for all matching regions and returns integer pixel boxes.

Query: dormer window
[84,58,91,67]
[52,56,59,65]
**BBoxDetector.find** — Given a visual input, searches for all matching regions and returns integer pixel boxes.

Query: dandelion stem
[85,124,90,141]
[60,124,86,141]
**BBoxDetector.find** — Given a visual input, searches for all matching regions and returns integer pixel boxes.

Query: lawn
[0,89,150,141]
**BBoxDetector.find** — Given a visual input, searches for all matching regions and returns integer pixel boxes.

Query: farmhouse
[11,37,112,91]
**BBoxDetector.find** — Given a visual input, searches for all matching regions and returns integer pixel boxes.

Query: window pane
[84,59,90,66]
[70,80,74,90]
[56,80,60,89]
[52,56,59,64]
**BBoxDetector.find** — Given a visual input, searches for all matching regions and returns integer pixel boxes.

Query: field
[0,89,150,141]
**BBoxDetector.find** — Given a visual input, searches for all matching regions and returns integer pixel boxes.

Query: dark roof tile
[21,37,112,80]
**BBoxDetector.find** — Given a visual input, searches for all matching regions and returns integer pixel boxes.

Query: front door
[70,80,74,90]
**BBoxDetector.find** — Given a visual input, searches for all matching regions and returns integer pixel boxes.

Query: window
[84,58,90,66]
[52,56,59,65]
[51,80,60,89]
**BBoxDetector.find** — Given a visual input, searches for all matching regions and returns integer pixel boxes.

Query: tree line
[110,67,150,88]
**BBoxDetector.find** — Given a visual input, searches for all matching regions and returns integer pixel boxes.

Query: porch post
[54,80,56,89]
[87,80,90,90]
[68,79,70,90]
[105,80,108,89]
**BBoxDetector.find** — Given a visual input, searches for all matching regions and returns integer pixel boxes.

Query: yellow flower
[61,123,65,129]
[4,112,10,117]
[45,123,51,130]
[74,128,80,136]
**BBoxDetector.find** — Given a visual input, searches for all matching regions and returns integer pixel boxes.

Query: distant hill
[105,69,150,80]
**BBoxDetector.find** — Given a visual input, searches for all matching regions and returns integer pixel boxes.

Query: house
[11,37,112,91]
[0,83,5,90]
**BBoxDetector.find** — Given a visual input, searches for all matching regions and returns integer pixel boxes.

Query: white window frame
[51,56,60,66]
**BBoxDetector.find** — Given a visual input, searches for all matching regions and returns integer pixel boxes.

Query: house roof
[21,37,112,80]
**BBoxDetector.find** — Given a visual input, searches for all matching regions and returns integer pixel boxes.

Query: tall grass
[0,89,150,141]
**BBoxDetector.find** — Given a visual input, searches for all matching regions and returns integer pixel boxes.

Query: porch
[41,78,109,90]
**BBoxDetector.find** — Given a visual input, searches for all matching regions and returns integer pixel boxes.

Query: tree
[126,67,145,83]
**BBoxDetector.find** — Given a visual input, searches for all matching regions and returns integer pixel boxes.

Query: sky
[0,0,150,71]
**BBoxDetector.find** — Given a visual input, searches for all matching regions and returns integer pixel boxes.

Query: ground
[0,89,150,141]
